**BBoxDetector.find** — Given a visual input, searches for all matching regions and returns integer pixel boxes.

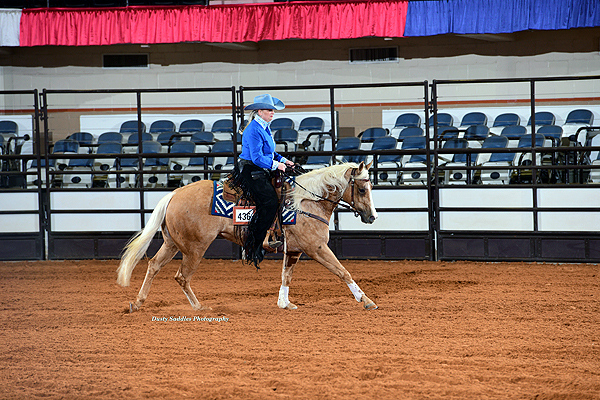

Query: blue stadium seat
[459,112,488,127]
[359,127,388,151]
[370,136,400,185]
[274,128,298,154]
[271,117,295,131]
[179,119,205,133]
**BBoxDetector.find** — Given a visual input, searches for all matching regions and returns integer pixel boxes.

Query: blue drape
[405,0,600,37]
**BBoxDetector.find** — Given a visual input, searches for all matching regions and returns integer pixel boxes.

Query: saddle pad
[211,180,297,225]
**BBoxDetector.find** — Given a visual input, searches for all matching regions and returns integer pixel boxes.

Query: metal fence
[1,76,599,262]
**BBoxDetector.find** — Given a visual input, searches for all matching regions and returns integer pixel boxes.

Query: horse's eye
[359,188,366,194]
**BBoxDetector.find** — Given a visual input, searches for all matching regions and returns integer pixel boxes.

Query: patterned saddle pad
[211,180,297,225]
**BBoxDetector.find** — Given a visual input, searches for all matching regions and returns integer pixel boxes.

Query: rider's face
[258,109,274,123]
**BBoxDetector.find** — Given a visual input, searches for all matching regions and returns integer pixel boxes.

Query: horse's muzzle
[361,213,377,224]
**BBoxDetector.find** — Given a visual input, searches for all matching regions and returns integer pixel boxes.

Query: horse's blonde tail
[116,191,175,287]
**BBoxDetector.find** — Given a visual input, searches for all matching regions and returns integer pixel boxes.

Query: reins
[283,165,369,219]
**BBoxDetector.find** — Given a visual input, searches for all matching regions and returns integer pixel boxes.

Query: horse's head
[343,161,378,224]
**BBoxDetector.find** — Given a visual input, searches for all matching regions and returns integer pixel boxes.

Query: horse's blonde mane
[288,163,368,211]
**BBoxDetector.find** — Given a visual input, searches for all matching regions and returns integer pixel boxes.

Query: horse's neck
[304,187,343,219]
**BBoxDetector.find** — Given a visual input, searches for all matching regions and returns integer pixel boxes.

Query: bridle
[285,166,371,219]
[347,167,371,213]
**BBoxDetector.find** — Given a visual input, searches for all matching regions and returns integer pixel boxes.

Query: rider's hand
[285,160,295,167]
[277,162,287,171]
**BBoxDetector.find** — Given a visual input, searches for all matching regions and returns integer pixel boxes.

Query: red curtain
[20,1,407,46]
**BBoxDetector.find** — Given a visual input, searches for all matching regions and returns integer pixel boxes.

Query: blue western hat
[244,94,285,111]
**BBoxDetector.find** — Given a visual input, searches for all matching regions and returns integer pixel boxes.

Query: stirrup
[268,239,283,249]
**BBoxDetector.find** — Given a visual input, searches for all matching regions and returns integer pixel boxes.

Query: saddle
[223,170,288,252]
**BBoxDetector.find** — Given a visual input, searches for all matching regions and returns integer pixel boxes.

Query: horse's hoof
[361,296,378,310]
[129,302,139,313]
[285,302,298,310]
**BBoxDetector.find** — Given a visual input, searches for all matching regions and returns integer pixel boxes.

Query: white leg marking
[347,280,365,302]
[277,285,290,309]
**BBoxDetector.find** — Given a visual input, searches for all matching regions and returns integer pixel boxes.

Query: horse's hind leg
[131,239,178,312]
[174,245,211,311]
[278,251,302,310]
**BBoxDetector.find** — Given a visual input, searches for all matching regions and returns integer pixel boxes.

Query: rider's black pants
[239,163,278,258]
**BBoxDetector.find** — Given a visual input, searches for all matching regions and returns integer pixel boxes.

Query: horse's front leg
[278,251,302,310]
[308,244,378,310]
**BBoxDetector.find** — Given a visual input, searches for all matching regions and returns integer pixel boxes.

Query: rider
[233,94,295,267]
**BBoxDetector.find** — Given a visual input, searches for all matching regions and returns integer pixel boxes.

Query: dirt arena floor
[1,258,599,399]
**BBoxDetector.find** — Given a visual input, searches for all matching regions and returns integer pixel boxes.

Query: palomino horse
[117,161,379,311]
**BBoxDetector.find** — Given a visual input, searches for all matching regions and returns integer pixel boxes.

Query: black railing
[1,78,600,262]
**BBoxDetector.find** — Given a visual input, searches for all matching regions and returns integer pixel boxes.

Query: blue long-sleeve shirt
[239,117,287,170]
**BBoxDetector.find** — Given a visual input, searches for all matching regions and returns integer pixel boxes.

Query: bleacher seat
[191,131,214,154]
[562,109,594,145]
[0,120,18,153]
[537,125,563,146]
[179,119,205,134]
[394,113,421,128]
[125,132,153,153]
[26,158,56,188]
[271,118,295,131]
[208,139,235,180]
[120,120,146,135]
[62,155,95,188]
[399,136,428,185]
[479,135,513,185]
[370,136,400,185]
[358,127,388,151]
[211,119,234,142]
[303,132,332,152]
[459,112,488,128]
[118,149,141,188]
[500,125,527,145]
[526,111,555,133]
[428,113,453,127]
[297,117,325,149]
[156,131,182,150]
[182,156,209,185]
[66,132,94,154]
[397,126,424,142]
[0,120,17,136]
[183,139,235,184]
[334,137,362,163]
[489,113,521,136]
[302,153,331,171]
[437,126,459,143]
[98,132,124,144]
[141,140,169,188]
[52,139,80,171]
[274,128,298,154]
[390,113,421,137]
[168,140,196,187]
[512,134,551,184]
[302,131,333,170]
[463,125,490,148]
[94,142,123,188]
[149,120,176,142]
[439,138,470,185]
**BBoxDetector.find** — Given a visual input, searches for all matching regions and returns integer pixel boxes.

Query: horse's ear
[365,160,373,170]
[357,161,365,174]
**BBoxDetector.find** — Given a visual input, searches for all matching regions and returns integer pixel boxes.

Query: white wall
[4,52,600,107]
